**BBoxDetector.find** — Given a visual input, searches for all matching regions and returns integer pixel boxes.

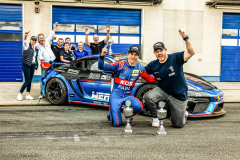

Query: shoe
[184,111,188,124]
[17,94,22,101]
[152,118,159,127]
[107,112,110,121]
[26,95,34,100]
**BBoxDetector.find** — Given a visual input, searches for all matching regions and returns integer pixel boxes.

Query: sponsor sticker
[89,73,100,79]
[132,70,139,76]
[67,69,80,75]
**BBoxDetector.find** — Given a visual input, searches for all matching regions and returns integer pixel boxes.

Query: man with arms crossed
[144,28,195,128]
[98,45,156,127]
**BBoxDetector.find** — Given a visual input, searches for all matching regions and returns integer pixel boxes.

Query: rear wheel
[135,84,158,117]
[46,78,68,105]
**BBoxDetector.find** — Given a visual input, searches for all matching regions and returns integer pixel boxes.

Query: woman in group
[17,31,39,101]
[60,43,75,62]
[73,41,88,59]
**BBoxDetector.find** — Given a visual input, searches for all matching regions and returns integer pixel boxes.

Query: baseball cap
[153,42,165,51]
[128,45,140,55]
[30,36,37,41]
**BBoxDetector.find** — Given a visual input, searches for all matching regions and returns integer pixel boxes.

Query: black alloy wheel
[46,78,68,105]
[135,84,158,117]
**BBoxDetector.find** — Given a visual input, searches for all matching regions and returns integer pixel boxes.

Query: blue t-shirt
[145,51,188,101]
[60,50,74,61]
[73,50,88,59]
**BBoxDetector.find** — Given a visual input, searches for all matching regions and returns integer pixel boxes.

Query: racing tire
[46,78,68,105]
[135,84,158,117]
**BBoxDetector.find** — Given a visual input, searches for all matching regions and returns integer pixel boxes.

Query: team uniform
[98,56,156,127]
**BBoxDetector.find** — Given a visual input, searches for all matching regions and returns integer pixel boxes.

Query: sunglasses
[31,37,37,41]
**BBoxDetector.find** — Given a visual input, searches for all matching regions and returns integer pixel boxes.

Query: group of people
[17,22,110,101]
[17,22,195,128]
[98,28,195,128]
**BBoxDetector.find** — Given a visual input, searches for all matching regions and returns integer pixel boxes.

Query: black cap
[153,42,165,51]
[65,37,70,41]
[30,36,37,41]
[128,45,140,55]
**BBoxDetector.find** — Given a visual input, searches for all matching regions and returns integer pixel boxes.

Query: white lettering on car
[92,91,110,101]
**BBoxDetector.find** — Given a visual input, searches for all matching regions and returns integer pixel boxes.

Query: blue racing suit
[98,56,156,126]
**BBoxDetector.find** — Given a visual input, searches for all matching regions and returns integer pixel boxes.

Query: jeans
[144,87,188,128]
[20,64,35,93]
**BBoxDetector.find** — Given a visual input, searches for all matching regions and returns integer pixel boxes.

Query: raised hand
[24,31,30,36]
[179,28,186,38]
[85,28,90,35]
[101,44,108,56]
[105,24,110,32]
[55,22,58,27]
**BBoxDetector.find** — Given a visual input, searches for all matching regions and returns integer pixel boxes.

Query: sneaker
[183,111,189,124]
[26,95,34,100]
[152,118,159,127]
[17,94,22,101]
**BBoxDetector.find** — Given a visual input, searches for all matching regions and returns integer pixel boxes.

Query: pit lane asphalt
[0,103,239,160]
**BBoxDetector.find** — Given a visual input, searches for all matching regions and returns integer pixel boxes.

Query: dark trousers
[20,64,35,93]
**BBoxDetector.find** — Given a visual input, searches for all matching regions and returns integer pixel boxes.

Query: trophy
[123,100,133,133]
[107,36,114,56]
[157,101,167,135]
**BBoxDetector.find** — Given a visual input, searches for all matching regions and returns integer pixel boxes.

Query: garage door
[0,4,22,81]
[220,13,240,81]
[52,6,141,56]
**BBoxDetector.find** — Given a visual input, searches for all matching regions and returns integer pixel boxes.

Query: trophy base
[157,130,166,135]
[125,125,132,133]
[157,125,166,135]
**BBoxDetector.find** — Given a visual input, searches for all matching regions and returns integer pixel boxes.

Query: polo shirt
[73,50,88,59]
[60,50,74,62]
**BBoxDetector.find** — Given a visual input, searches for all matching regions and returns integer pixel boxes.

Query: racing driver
[98,45,157,127]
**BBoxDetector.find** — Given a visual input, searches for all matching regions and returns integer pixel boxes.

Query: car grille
[193,102,210,113]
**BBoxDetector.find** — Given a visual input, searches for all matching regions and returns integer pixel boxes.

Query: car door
[77,57,114,104]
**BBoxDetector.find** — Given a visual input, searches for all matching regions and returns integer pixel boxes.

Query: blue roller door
[0,4,22,81]
[221,13,240,81]
[52,6,141,56]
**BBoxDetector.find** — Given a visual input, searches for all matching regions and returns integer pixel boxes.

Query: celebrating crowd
[18,21,196,129]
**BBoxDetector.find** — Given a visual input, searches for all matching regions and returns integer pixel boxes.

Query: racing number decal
[132,70,139,76]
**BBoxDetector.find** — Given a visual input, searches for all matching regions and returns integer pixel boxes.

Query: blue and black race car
[41,54,226,118]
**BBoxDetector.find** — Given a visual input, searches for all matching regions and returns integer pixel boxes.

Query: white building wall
[1,0,240,79]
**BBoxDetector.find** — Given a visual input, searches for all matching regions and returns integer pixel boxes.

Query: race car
[40,54,226,118]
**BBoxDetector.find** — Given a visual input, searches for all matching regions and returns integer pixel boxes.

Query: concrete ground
[0,103,239,160]
[0,82,239,106]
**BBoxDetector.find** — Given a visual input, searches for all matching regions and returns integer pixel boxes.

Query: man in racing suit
[98,45,156,127]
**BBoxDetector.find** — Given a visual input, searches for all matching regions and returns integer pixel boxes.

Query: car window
[72,60,86,71]
[87,58,112,71]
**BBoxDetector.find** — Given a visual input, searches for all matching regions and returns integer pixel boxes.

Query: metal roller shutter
[0,4,22,81]
[221,13,240,81]
[52,6,141,56]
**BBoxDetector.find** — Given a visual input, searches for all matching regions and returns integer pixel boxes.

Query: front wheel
[46,78,68,105]
[135,84,158,117]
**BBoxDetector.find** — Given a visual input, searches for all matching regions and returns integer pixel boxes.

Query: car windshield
[114,56,148,66]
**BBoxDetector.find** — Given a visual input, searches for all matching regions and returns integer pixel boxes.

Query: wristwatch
[183,35,189,41]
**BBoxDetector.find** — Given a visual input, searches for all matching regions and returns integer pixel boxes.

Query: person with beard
[51,37,64,62]
[144,28,195,128]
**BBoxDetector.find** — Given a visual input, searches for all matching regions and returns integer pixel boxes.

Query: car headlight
[188,84,197,91]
